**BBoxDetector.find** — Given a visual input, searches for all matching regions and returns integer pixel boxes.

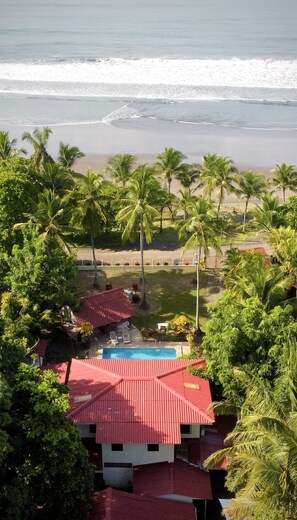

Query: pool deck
[88,325,191,358]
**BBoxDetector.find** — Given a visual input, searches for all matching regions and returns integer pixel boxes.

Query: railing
[76,255,225,270]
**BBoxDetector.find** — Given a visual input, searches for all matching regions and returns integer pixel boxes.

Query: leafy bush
[170,314,192,333]
[79,321,93,345]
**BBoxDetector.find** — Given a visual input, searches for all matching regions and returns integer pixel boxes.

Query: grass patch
[76,267,209,331]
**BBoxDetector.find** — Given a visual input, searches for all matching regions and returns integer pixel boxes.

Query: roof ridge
[67,377,122,419]
[157,359,205,378]
[155,377,213,424]
[81,287,125,302]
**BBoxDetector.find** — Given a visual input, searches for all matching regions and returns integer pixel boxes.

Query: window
[180,424,191,434]
[111,444,123,451]
[89,424,96,433]
[147,444,159,452]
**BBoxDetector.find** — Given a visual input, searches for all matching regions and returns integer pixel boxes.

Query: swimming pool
[102,347,176,360]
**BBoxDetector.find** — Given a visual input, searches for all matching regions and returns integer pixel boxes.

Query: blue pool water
[103,347,176,360]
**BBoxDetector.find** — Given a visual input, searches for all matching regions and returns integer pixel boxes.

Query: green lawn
[77,267,209,331]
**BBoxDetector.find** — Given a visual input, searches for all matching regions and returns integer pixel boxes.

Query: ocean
[0,0,297,159]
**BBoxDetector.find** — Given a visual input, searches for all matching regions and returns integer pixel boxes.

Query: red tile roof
[133,459,212,500]
[200,415,237,469]
[35,338,48,357]
[91,487,196,520]
[73,288,135,328]
[50,359,214,444]
[239,247,268,256]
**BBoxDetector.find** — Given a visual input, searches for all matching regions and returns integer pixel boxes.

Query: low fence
[76,254,225,270]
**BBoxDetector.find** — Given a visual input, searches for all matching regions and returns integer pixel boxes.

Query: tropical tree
[106,153,136,187]
[70,170,107,288]
[205,341,297,520]
[0,131,26,160]
[200,153,238,213]
[37,162,74,195]
[22,126,53,167]
[223,249,294,311]
[116,165,160,308]
[271,162,297,202]
[14,189,74,256]
[251,193,282,231]
[58,142,85,170]
[177,188,197,219]
[237,170,268,231]
[155,147,186,194]
[175,163,202,193]
[269,226,297,275]
[177,196,223,329]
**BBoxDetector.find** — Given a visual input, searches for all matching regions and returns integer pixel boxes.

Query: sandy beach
[4,118,297,174]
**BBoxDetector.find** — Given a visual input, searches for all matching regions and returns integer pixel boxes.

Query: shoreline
[2,118,297,173]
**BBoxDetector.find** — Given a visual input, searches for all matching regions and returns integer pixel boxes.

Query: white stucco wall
[181,424,201,438]
[77,424,96,439]
[159,494,194,503]
[102,443,174,487]
[102,442,174,466]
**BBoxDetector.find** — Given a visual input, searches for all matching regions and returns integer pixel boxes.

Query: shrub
[170,314,192,333]
[79,321,94,345]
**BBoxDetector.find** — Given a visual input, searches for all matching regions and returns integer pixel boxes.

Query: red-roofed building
[50,358,214,488]
[91,487,196,520]
[200,415,237,469]
[72,288,135,329]
[134,458,212,501]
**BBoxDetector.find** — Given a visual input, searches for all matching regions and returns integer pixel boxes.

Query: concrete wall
[78,424,96,439]
[181,424,201,439]
[102,442,174,487]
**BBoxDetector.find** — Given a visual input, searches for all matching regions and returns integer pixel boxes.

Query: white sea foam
[0,58,297,100]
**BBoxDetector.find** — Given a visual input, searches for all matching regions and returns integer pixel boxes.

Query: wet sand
[4,118,297,172]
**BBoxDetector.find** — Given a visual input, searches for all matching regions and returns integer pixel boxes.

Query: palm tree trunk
[283,186,286,202]
[91,233,99,289]
[243,198,249,232]
[195,247,201,330]
[159,207,163,233]
[139,220,148,309]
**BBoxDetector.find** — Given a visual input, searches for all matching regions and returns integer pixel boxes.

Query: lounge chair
[123,332,131,344]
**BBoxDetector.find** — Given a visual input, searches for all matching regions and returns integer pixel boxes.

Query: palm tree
[200,153,238,213]
[177,188,197,219]
[14,189,74,256]
[22,127,53,168]
[269,226,297,275]
[116,166,160,308]
[70,170,107,288]
[272,163,297,202]
[177,196,223,329]
[205,341,297,520]
[106,153,136,187]
[38,162,74,195]
[224,250,294,311]
[58,142,85,170]
[237,170,268,231]
[252,193,282,231]
[0,131,27,160]
[155,147,186,195]
[175,163,202,193]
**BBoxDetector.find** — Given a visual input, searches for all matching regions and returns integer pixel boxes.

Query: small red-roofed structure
[91,487,196,520]
[134,458,212,501]
[200,415,237,469]
[72,288,135,329]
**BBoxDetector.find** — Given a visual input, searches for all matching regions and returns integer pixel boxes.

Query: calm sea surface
[0,0,297,129]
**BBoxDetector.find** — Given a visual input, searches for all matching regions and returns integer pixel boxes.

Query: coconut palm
[205,341,297,520]
[269,226,297,275]
[271,163,297,202]
[70,170,107,288]
[22,126,53,168]
[177,196,223,329]
[177,188,197,219]
[37,162,74,195]
[0,131,27,160]
[251,193,282,231]
[175,163,202,193]
[14,189,74,255]
[237,170,268,231]
[224,250,294,311]
[200,153,238,213]
[116,166,160,308]
[58,142,85,170]
[155,147,186,195]
[106,153,136,187]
